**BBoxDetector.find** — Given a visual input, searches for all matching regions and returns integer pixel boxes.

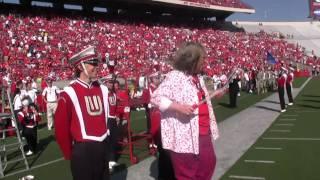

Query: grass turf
[221,77,320,180]
[293,77,308,88]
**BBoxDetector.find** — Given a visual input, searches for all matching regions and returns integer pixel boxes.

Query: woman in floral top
[151,42,225,180]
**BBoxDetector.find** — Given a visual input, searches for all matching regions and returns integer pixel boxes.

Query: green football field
[1,77,313,179]
[221,77,320,180]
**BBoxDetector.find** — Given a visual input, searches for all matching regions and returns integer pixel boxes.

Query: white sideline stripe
[229,175,266,180]
[279,118,296,121]
[283,114,298,117]
[263,137,320,141]
[255,147,282,150]
[4,158,64,177]
[269,130,291,132]
[275,123,295,126]
[244,160,275,164]
[297,110,318,113]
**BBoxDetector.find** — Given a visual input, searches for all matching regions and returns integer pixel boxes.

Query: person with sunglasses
[55,46,111,180]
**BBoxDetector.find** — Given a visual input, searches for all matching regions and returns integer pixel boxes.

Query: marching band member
[147,71,175,180]
[55,46,110,180]
[286,67,294,106]
[18,97,41,156]
[104,74,119,171]
[277,68,287,112]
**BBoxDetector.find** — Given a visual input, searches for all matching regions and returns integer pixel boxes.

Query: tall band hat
[69,46,100,66]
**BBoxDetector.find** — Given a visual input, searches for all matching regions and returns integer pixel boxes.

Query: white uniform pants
[47,102,57,130]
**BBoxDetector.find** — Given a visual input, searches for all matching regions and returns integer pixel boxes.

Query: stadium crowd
[0,10,318,87]
[184,0,251,9]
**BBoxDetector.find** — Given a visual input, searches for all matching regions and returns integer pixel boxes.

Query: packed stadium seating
[184,0,251,9]
[0,9,318,84]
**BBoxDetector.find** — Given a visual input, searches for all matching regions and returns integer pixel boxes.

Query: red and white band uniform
[18,107,41,153]
[54,79,109,160]
[148,81,176,180]
[107,89,119,164]
[108,91,117,119]
[42,85,59,130]
[277,73,286,111]
[115,89,130,121]
[286,72,294,104]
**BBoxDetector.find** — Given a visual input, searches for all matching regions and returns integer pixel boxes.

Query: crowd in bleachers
[0,9,319,87]
[184,0,251,9]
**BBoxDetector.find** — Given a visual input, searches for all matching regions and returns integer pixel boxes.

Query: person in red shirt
[54,46,110,180]
[114,80,130,132]
[147,71,175,180]
[286,67,294,106]
[104,75,119,171]
[277,70,287,112]
[17,97,41,156]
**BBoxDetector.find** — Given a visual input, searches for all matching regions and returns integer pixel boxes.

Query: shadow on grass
[255,105,280,112]
[149,158,158,179]
[302,99,320,103]
[3,134,55,174]
[302,94,320,98]
[263,100,280,104]
[28,134,55,167]
[111,164,128,180]
[218,102,233,108]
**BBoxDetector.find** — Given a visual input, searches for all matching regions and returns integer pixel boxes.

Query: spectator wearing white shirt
[26,81,37,104]
[243,70,250,93]
[13,88,23,112]
[210,74,217,90]
[13,88,23,129]
[42,78,59,130]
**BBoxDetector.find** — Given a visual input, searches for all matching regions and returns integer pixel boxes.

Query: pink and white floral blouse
[151,70,219,154]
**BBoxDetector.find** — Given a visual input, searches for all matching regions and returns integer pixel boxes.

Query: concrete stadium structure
[236,21,320,57]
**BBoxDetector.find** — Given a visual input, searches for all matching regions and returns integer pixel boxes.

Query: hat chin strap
[81,62,91,82]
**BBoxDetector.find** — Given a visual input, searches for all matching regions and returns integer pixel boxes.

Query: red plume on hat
[69,46,100,66]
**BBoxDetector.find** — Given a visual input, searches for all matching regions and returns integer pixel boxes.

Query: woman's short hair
[172,42,206,75]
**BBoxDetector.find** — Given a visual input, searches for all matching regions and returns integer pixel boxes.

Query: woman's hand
[170,102,194,115]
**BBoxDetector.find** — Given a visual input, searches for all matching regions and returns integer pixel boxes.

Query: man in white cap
[42,77,59,130]
[54,46,110,180]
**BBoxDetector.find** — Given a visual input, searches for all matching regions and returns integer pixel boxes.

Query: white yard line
[263,137,320,141]
[282,114,298,117]
[254,147,282,150]
[229,175,266,180]
[244,160,275,164]
[269,130,291,132]
[274,123,295,126]
[297,110,318,113]
[279,118,296,121]
[4,158,64,177]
